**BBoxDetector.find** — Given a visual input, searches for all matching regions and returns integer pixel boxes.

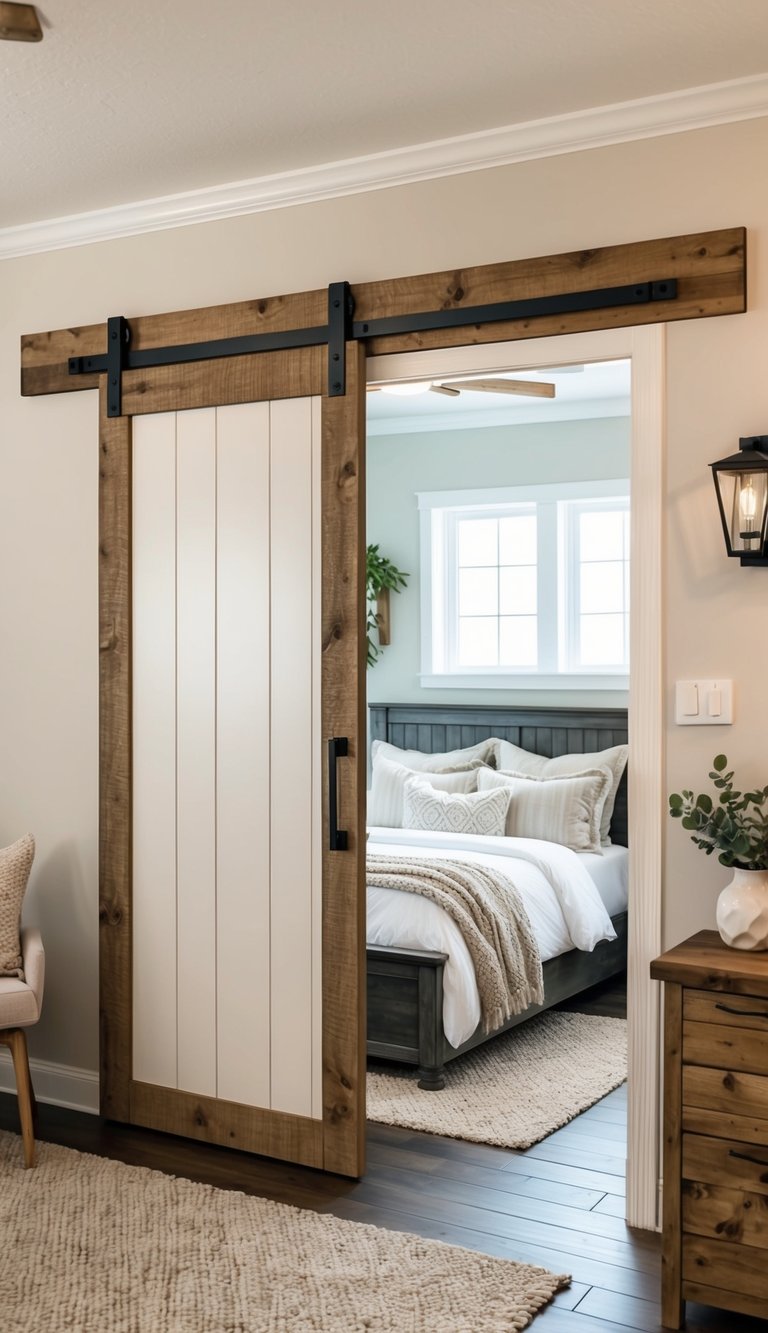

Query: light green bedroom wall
[366,414,630,709]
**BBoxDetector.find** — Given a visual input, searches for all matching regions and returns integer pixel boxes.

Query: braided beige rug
[368,1011,627,1149]
[0,1131,567,1332]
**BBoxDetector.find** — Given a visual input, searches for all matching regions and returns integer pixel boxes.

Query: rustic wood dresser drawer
[651,932,768,1328]
[683,988,768,1030]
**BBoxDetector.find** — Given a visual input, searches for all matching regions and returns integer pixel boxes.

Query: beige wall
[2,116,767,1074]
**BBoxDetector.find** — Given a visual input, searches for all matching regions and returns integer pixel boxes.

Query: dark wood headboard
[369,702,628,846]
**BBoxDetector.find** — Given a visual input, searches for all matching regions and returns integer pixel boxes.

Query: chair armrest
[20,927,45,1012]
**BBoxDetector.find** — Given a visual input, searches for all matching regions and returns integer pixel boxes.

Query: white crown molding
[0,1048,99,1114]
[2,73,768,260]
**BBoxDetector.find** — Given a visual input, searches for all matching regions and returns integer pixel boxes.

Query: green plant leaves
[668,754,768,871]
[366,544,409,668]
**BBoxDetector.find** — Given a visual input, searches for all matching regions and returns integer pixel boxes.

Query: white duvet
[367,826,624,1048]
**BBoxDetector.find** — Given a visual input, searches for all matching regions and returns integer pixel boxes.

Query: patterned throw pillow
[0,834,35,978]
[368,756,482,827]
[403,779,511,837]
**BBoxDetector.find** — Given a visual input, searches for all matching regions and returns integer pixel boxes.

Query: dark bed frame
[367,702,629,1089]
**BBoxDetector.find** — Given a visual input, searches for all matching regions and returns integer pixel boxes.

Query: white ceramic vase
[716,867,768,951]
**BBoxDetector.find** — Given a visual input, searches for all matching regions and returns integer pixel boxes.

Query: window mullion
[536,501,558,672]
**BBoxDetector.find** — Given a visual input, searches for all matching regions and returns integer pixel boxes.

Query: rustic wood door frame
[19,226,745,1185]
[99,344,367,1177]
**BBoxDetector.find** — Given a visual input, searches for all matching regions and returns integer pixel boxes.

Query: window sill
[419,672,629,691]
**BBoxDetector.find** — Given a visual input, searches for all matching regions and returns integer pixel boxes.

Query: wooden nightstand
[651,931,768,1328]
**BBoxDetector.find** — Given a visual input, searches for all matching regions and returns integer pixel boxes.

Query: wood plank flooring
[0,979,765,1330]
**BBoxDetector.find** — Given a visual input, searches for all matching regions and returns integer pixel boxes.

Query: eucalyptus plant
[669,755,768,870]
[366,544,409,667]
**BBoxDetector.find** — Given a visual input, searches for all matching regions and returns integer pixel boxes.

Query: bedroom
[3,5,768,1332]
[364,357,631,1116]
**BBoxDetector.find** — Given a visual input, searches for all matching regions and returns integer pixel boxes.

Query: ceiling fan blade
[0,3,42,40]
[366,385,382,392]
[429,384,460,397]
[447,378,555,398]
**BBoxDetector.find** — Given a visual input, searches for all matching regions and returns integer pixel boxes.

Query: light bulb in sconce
[710,435,768,565]
[739,476,759,541]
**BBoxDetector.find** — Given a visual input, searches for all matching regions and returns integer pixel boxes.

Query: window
[419,481,629,689]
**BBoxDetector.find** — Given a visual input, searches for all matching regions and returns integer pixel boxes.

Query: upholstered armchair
[0,927,45,1167]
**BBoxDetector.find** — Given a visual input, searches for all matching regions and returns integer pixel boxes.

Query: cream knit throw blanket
[367,854,544,1033]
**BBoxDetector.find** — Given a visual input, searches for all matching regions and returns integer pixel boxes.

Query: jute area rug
[368,1011,627,1150]
[0,1131,567,1332]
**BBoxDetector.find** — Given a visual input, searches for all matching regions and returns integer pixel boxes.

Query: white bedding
[367,827,628,1049]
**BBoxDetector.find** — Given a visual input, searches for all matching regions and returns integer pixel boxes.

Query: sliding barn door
[99,347,366,1176]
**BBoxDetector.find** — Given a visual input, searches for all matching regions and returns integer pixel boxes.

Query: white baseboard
[0,1048,99,1115]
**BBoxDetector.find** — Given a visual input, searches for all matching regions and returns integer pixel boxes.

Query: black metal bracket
[106,316,130,418]
[68,277,677,415]
[327,281,354,397]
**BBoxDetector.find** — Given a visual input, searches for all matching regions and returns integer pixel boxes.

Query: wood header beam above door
[20,228,745,399]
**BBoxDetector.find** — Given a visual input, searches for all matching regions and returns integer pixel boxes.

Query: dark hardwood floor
[1,977,764,1331]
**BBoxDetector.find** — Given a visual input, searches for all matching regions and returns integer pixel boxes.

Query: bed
[367,702,629,1089]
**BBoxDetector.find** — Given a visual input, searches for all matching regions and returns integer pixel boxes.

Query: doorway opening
[362,326,664,1231]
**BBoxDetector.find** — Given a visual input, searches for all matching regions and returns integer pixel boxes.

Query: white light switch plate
[675,679,733,725]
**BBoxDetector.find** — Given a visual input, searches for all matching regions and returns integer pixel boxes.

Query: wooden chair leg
[7,1029,35,1167]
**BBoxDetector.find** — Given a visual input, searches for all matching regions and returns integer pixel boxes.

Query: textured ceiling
[2,0,768,227]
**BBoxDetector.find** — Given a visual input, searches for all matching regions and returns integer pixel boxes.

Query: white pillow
[403,779,511,837]
[368,756,480,828]
[477,766,612,853]
[371,737,497,772]
[491,739,627,845]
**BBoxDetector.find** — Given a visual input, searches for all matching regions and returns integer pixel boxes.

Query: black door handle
[328,737,349,851]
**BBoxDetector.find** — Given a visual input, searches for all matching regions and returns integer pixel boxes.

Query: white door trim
[367,324,664,1231]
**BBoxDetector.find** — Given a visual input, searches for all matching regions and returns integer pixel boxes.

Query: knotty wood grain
[661,982,683,1330]
[683,1179,768,1249]
[321,341,366,1178]
[683,1019,768,1075]
[130,1081,324,1168]
[682,1233,768,1301]
[98,385,133,1122]
[682,1063,768,1121]
[21,228,746,397]
[651,929,768,996]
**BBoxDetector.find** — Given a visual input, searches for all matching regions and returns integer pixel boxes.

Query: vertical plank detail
[176,407,217,1096]
[269,397,315,1118]
[99,382,133,1120]
[216,402,272,1107]
[661,981,684,1329]
[322,342,367,1176]
[132,414,178,1089]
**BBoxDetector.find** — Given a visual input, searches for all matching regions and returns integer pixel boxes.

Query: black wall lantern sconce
[710,436,768,566]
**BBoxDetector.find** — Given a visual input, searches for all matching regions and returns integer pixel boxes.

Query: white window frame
[561,493,631,674]
[419,479,630,690]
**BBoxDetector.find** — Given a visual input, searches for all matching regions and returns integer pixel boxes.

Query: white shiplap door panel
[176,408,218,1097]
[215,402,272,1108]
[131,398,322,1118]
[132,413,178,1090]
[269,397,317,1119]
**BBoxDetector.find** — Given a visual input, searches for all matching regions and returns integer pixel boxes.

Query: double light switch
[675,679,733,725]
